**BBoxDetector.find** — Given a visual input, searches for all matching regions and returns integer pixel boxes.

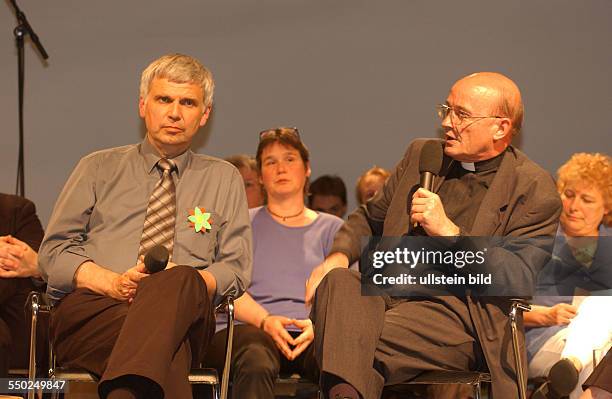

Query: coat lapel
[470,148,517,236]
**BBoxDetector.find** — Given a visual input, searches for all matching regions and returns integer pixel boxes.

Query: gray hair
[140,53,214,108]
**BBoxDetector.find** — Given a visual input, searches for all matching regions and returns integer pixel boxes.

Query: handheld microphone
[143,245,169,274]
[412,140,444,231]
[418,140,444,191]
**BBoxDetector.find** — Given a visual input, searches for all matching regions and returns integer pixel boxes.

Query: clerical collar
[460,150,506,173]
[461,162,476,171]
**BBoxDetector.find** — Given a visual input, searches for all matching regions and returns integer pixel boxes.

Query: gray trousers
[311,268,484,399]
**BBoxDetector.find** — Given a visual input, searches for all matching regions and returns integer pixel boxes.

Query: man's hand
[410,188,460,236]
[75,261,149,302]
[108,272,138,302]
[290,318,314,360]
[261,315,297,360]
[120,262,149,303]
[305,252,349,306]
[546,303,578,326]
[0,235,40,278]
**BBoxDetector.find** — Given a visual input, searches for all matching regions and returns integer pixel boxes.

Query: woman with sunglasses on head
[205,127,344,399]
[525,153,612,399]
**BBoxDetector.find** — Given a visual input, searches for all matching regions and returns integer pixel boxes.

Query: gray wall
[1,0,611,225]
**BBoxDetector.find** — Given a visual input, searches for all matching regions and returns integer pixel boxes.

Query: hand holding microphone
[117,246,170,303]
[418,140,444,192]
[411,141,459,236]
[412,140,443,232]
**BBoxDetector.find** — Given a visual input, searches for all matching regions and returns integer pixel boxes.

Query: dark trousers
[204,324,318,399]
[50,266,214,399]
[0,277,48,377]
[584,348,612,393]
[311,269,484,399]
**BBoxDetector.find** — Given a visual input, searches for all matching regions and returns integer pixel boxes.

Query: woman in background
[526,153,611,399]
[225,154,265,208]
[206,128,344,399]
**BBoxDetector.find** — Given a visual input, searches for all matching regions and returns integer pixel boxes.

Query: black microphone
[143,245,169,274]
[419,140,444,191]
[412,140,444,232]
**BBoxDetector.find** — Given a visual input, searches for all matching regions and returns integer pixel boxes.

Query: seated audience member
[581,348,612,398]
[206,127,344,399]
[308,175,347,218]
[0,193,44,378]
[226,154,265,208]
[526,153,611,399]
[355,166,390,205]
[38,54,252,399]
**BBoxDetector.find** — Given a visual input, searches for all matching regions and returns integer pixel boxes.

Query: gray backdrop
[1,0,610,225]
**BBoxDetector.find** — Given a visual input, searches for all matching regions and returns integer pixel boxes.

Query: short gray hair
[140,53,214,108]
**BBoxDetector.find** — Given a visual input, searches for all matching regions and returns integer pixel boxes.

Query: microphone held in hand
[419,140,444,191]
[412,140,445,232]
[144,245,169,274]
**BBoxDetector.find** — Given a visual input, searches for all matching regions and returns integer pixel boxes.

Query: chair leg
[472,382,481,399]
[510,301,530,399]
[28,292,40,399]
[221,297,234,399]
[211,383,220,399]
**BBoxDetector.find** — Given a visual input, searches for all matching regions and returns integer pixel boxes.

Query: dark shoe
[531,382,560,399]
[549,358,579,396]
[531,358,579,399]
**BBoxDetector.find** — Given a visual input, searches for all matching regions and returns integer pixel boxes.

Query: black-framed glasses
[436,104,505,125]
[258,127,300,140]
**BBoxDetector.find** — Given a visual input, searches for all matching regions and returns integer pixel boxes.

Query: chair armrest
[509,298,532,314]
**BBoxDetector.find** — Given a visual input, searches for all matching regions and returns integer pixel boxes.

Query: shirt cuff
[46,253,91,303]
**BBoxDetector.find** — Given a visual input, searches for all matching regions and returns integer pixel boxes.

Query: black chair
[274,374,319,398]
[26,292,234,399]
[387,299,531,399]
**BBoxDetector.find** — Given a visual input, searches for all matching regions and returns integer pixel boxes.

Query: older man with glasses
[305,72,561,399]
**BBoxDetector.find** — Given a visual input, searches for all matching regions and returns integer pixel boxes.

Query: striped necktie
[138,158,177,259]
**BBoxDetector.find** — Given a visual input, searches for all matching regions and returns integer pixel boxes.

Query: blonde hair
[557,152,612,226]
[356,166,391,204]
[225,154,257,173]
[140,54,214,108]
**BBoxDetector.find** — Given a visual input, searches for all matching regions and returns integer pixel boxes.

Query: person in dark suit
[305,72,562,399]
[0,193,45,378]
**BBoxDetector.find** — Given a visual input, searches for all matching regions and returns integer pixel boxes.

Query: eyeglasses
[436,104,505,125]
[259,127,300,140]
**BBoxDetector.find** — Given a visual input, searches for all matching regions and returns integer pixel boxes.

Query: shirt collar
[555,224,610,264]
[139,136,192,177]
[460,149,506,173]
[478,150,506,172]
